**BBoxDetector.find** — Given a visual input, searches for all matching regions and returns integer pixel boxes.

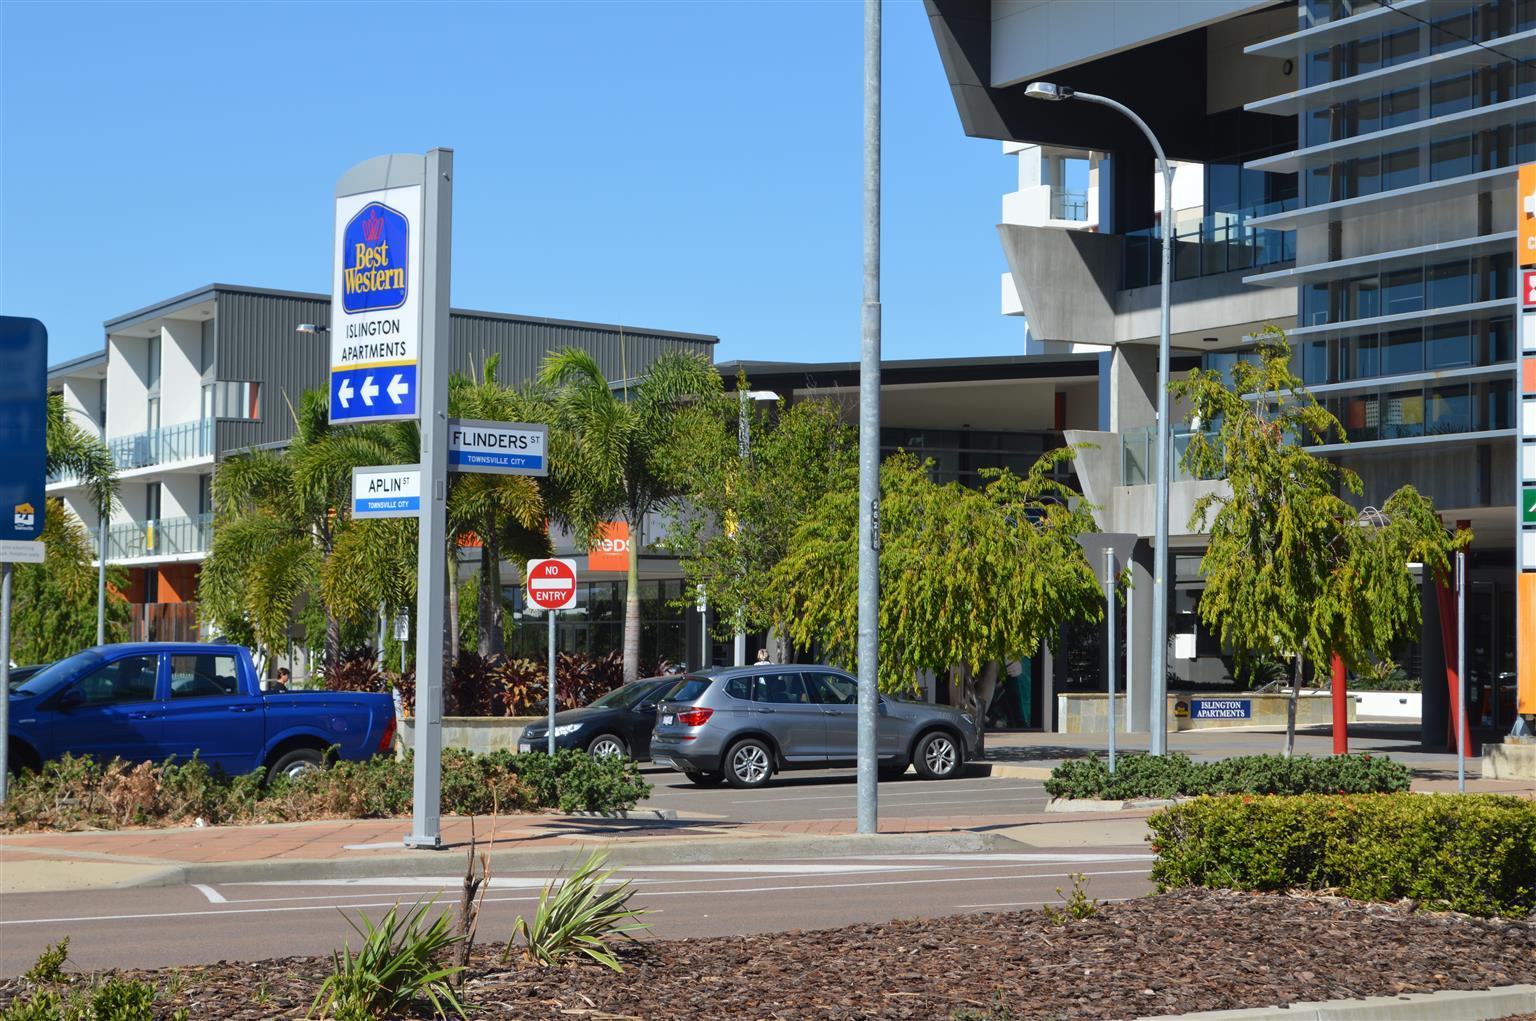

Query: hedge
[1043,752,1412,801]
[1148,793,1536,917]
[1,748,651,832]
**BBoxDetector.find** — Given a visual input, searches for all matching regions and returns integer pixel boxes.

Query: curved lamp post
[1026,81,1174,753]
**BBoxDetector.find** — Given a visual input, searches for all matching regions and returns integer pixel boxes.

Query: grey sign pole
[547,609,558,756]
[1,561,11,802]
[405,147,453,850]
[855,0,882,837]
[1103,547,1117,773]
[1456,549,1466,793]
[97,522,107,645]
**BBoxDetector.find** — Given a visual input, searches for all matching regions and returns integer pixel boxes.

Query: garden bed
[2,890,1532,1019]
[1043,752,1412,802]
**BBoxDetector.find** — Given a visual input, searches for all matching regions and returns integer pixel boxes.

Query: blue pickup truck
[6,643,397,780]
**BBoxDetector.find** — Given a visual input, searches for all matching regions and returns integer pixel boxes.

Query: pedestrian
[263,667,291,693]
[755,648,772,665]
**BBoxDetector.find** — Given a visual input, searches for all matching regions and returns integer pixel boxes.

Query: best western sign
[330,181,424,424]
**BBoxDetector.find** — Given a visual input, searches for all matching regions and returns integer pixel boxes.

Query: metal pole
[376,601,386,671]
[547,609,557,756]
[1,562,11,802]
[96,509,107,645]
[1072,91,1174,756]
[1104,548,1117,773]
[734,391,748,667]
[855,0,882,835]
[1456,550,1466,793]
[406,147,453,850]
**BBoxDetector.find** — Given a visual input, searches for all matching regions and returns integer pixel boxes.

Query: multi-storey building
[47,283,716,648]
[928,0,1536,745]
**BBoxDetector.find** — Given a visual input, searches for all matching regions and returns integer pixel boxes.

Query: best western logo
[341,202,409,313]
[13,502,35,531]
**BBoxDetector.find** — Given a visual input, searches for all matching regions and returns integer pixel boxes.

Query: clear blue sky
[1,1,1020,368]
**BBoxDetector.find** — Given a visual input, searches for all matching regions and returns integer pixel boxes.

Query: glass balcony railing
[1121,427,1223,486]
[1122,202,1297,290]
[91,513,213,560]
[107,419,214,471]
[1050,189,1089,221]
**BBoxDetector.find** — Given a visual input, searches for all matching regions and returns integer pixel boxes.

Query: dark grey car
[649,665,981,789]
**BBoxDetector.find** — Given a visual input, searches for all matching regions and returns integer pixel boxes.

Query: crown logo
[362,208,385,243]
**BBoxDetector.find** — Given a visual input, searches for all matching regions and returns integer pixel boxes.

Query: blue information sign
[0,317,47,544]
[1189,697,1253,721]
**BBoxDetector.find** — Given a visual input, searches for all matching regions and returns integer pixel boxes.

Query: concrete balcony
[108,419,214,472]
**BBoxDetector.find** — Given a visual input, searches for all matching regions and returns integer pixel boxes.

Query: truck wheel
[268,748,325,782]
[913,731,962,781]
[724,738,773,789]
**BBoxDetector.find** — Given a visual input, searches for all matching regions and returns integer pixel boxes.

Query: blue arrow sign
[331,364,417,423]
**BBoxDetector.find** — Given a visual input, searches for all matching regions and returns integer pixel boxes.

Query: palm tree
[540,348,726,682]
[200,389,412,672]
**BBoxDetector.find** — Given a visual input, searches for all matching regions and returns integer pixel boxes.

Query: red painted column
[1331,653,1348,755]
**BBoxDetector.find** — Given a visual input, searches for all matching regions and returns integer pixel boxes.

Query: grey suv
[649,665,981,789]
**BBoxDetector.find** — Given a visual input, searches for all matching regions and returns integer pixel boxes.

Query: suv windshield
[662,676,712,703]
[8,650,100,696]
[588,680,662,710]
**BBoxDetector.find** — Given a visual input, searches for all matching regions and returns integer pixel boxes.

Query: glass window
[1383,28,1420,67]
[1383,327,1424,374]
[146,336,161,390]
[1476,378,1514,429]
[1382,88,1420,129]
[1352,333,1380,378]
[1350,95,1381,137]
[752,672,810,705]
[1382,147,1420,189]
[662,677,711,703]
[1307,47,1334,87]
[1383,268,1424,315]
[73,655,159,707]
[1303,339,1331,385]
[1307,107,1334,145]
[1431,134,1476,180]
[1306,165,1334,206]
[1427,320,1473,368]
[1352,34,1382,76]
[1519,121,1536,163]
[1347,276,1380,319]
[1431,8,1477,53]
[1430,74,1476,116]
[808,673,858,706]
[1346,154,1381,197]
[1339,393,1380,440]
[169,654,240,699]
[723,676,753,701]
[1427,260,1472,308]
[200,320,215,375]
[1303,282,1332,326]
[1482,317,1514,364]
[1384,387,1426,437]
[1427,384,1471,434]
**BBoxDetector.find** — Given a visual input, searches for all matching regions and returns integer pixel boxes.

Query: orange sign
[587,521,630,571]
[1521,164,1536,267]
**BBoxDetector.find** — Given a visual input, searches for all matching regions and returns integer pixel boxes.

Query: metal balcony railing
[107,419,214,471]
[92,513,213,560]
[1122,201,1297,290]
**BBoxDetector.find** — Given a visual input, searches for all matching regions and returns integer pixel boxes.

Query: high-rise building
[928,0,1536,745]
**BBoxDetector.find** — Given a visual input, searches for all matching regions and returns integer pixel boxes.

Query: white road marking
[340,842,406,851]
[957,895,1137,909]
[726,783,1039,804]
[1,866,1152,927]
[816,793,1049,811]
[842,852,1156,863]
[191,885,225,904]
[615,863,942,875]
[236,877,586,890]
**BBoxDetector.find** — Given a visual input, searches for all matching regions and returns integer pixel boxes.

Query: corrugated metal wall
[211,288,716,456]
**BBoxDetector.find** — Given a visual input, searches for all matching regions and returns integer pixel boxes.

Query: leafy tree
[1173,326,1469,755]
[45,392,118,532]
[540,349,727,683]
[772,451,1102,742]
[200,390,413,671]
[668,395,855,652]
[9,498,129,663]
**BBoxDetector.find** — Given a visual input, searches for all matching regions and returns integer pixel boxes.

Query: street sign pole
[1,562,11,803]
[547,608,557,756]
[1104,546,1117,774]
[1456,549,1467,793]
[1077,532,1136,772]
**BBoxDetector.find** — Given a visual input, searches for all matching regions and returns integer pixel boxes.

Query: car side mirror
[57,689,85,711]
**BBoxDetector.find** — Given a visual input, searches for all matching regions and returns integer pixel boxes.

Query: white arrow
[387,374,408,404]
[338,379,354,408]
[360,375,379,406]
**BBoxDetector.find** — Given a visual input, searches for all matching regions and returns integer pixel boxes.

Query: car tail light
[676,707,713,727]
[378,715,398,753]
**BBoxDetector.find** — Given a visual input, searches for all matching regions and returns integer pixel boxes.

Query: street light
[734,389,780,666]
[1027,81,1175,754]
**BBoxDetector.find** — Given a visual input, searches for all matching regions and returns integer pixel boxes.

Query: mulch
[4,889,1533,1020]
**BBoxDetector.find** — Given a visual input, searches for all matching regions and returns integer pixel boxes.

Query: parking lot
[637,765,1049,823]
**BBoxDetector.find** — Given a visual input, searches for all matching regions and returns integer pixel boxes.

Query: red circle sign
[526,558,577,611]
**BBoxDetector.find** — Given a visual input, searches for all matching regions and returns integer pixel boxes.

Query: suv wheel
[684,770,724,787]
[724,738,773,789]
[913,731,961,781]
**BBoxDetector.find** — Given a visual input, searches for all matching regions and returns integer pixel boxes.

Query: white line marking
[237,876,598,890]
[816,794,1049,811]
[615,863,941,875]
[840,853,1156,863]
[957,895,1137,909]
[340,842,405,851]
[728,783,1040,804]
[191,884,225,904]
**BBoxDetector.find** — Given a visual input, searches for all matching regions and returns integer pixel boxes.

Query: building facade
[47,283,716,648]
[928,0,1536,744]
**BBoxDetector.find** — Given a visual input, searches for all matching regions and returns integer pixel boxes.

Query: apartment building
[928,0,1535,745]
[47,283,716,645]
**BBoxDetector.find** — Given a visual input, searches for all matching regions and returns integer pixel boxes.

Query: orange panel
[1522,164,1536,267]
[588,521,630,572]
[1519,573,1536,715]
[1524,357,1536,394]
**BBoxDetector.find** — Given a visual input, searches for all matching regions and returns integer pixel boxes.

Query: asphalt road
[636,767,1050,821]
[0,851,1154,974]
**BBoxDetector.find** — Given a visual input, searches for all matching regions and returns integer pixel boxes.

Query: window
[752,672,810,705]
[1303,339,1331,385]
[1428,384,1472,434]
[1382,147,1419,189]
[1431,134,1476,180]
[1308,107,1334,145]
[723,676,753,701]
[1382,268,1424,315]
[1430,74,1476,116]
[1431,7,1477,54]
[1382,88,1420,129]
[1427,261,1472,308]
[146,396,160,433]
[663,677,711,703]
[169,654,240,699]
[1345,154,1381,197]
[1482,317,1514,364]
[146,335,161,390]
[808,673,858,705]
[1428,320,1473,368]
[198,474,213,518]
[201,380,261,421]
[1384,387,1426,437]
[200,320,215,375]
[146,482,161,522]
[73,655,159,707]
[1383,28,1420,67]
[1352,333,1380,378]
[1383,327,1424,375]
[1339,392,1380,440]
[1346,276,1380,320]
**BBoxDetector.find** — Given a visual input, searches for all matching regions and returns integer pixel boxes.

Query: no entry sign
[526,558,578,611]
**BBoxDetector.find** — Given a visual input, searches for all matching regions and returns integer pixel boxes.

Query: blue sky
[1,1,1019,368]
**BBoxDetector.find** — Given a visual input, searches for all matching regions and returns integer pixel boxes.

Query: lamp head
[1024,81,1073,101]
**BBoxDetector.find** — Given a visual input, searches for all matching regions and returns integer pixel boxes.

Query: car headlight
[553,723,584,737]
[960,713,976,728]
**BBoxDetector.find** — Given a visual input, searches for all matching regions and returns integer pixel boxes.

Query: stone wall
[1058,691,1351,734]
[394,716,540,757]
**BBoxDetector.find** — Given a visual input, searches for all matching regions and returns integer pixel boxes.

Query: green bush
[3,748,650,832]
[2,941,186,1021]
[1043,752,1411,801]
[1149,793,1536,917]
[507,850,649,972]
[311,898,465,1021]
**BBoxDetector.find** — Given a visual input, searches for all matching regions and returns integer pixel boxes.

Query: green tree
[772,451,1102,742]
[540,348,727,682]
[1173,326,1468,755]
[45,392,118,534]
[200,390,413,671]
[669,395,855,654]
[9,498,129,663]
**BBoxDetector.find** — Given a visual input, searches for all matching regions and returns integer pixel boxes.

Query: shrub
[398,651,638,719]
[2,940,186,1021]
[507,850,649,972]
[1043,752,1411,801]
[311,898,465,1021]
[324,649,388,694]
[1149,793,1536,917]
